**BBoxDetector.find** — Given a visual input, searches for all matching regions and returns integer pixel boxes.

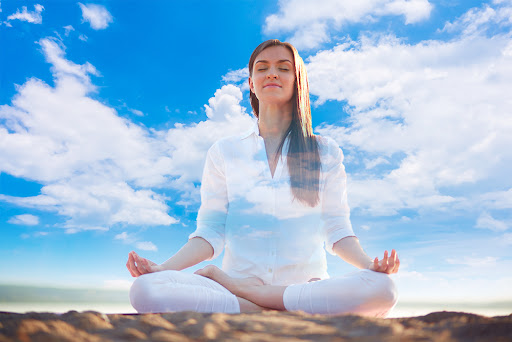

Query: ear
[248,77,254,93]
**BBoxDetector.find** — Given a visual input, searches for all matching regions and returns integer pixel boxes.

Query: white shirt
[189,120,356,286]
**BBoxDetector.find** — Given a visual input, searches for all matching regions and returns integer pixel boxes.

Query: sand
[0,310,511,342]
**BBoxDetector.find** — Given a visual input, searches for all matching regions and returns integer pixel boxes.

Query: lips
[264,83,281,88]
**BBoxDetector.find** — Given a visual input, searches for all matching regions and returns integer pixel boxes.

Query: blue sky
[1,0,511,304]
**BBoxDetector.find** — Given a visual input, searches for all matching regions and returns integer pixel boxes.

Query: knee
[129,273,160,313]
[367,272,398,311]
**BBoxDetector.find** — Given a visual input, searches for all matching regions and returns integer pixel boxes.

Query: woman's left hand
[368,249,400,274]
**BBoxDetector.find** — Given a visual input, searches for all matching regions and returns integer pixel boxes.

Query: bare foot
[194,265,264,297]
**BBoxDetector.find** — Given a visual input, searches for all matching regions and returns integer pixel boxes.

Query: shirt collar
[240,119,293,143]
[240,119,260,140]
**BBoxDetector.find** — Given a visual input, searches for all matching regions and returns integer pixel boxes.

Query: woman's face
[249,45,295,107]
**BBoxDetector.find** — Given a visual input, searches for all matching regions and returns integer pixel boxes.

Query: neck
[257,102,293,141]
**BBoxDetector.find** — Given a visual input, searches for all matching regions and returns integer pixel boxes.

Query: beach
[1,310,511,342]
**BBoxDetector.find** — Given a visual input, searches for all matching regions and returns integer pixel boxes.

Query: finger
[142,258,153,273]
[130,252,143,277]
[128,252,142,277]
[126,260,135,277]
[379,250,388,272]
[392,250,399,273]
[134,254,147,275]
[393,255,400,273]
[374,257,379,271]
[388,250,396,272]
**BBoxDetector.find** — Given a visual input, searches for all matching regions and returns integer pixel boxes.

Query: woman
[127,39,400,316]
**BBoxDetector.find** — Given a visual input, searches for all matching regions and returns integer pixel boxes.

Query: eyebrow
[255,59,293,65]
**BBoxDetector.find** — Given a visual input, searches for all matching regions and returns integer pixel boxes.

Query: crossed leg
[129,268,275,314]
[130,265,397,316]
[195,264,398,317]
[195,265,288,311]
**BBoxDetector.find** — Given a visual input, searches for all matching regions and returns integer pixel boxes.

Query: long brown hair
[249,39,320,207]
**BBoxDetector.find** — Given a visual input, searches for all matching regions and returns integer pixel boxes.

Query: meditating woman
[127,39,400,317]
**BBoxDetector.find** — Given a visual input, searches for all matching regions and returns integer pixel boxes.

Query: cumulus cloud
[0,37,254,232]
[264,0,433,49]
[160,87,254,206]
[115,231,157,251]
[222,68,250,92]
[115,231,133,242]
[310,2,512,216]
[135,241,157,251]
[8,214,40,226]
[7,4,44,24]
[78,3,113,30]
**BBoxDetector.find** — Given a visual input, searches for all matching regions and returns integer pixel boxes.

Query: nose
[266,73,278,79]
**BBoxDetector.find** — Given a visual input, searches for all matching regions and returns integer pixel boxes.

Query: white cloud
[310,2,512,216]
[161,85,253,190]
[129,108,144,117]
[0,38,254,232]
[480,188,512,209]
[204,84,247,121]
[222,68,250,92]
[264,0,433,49]
[7,4,44,24]
[115,231,131,242]
[78,3,113,30]
[63,25,75,37]
[8,214,39,226]
[115,231,158,252]
[446,255,498,267]
[39,38,99,86]
[475,212,509,232]
[441,2,512,37]
[364,156,389,169]
[222,68,249,83]
[135,241,157,251]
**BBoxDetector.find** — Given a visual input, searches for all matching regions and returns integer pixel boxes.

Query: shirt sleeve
[188,142,228,260]
[322,137,356,255]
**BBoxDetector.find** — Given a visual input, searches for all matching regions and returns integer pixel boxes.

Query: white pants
[130,269,398,317]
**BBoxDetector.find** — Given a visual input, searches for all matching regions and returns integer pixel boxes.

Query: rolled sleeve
[188,142,228,260]
[322,138,356,255]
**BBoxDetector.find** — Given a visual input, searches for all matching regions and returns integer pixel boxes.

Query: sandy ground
[1,310,511,342]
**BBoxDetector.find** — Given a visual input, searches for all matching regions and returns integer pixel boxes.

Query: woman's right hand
[126,251,164,277]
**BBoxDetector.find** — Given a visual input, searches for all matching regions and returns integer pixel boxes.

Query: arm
[127,237,214,277]
[333,236,400,274]
[160,236,214,270]
[127,142,228,277]
[332,236,373,269]
[320,138,399,274]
